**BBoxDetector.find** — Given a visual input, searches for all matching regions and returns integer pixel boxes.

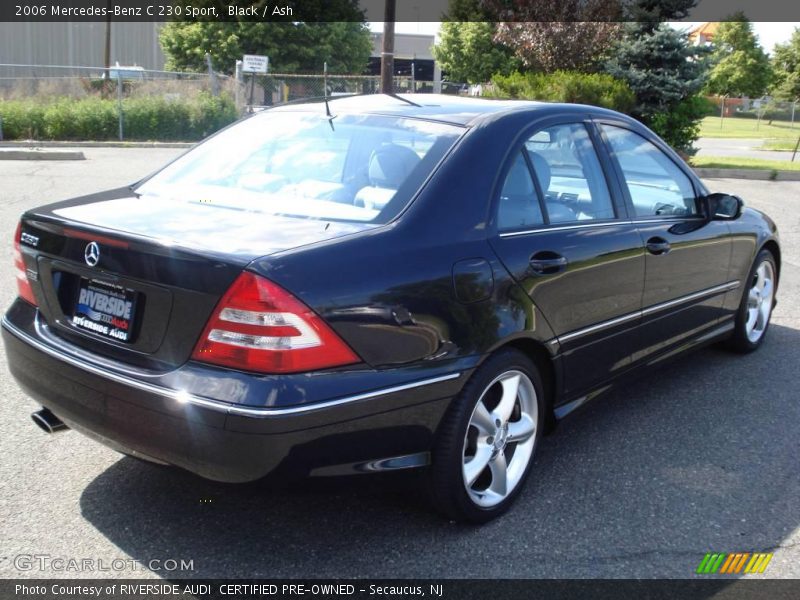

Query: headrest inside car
[368,144,421,189]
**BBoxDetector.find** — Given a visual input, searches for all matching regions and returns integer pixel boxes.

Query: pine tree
[604,24,709,153]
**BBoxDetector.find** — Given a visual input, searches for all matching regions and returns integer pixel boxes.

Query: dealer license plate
[72,278,138,343]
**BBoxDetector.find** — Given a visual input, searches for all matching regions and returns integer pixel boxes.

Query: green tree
[622,0,696,26]
[706,15,772,98]
[493,21,622,73]
[161,10,371,75]
[604,23,709,153]
[442,0,494,21]
[475,0,622,73]
[771,27,800,100]
[432,22,517,84]
[489,71,635,113]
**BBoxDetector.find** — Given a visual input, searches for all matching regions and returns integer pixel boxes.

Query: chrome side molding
[2,317,461,418]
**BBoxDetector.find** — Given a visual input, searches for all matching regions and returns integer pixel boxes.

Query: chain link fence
[235,73,436,109]
[707,96,799,128]
[0,62,239,141]
[0,62,233,101]
[0,63,449,141]
[0,63,438,106]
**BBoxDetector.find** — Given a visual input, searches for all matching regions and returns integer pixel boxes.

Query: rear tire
[429,349,545,523]
[727,249,777,353]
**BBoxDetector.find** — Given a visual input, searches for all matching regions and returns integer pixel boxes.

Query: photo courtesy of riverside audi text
[1,0,800,598]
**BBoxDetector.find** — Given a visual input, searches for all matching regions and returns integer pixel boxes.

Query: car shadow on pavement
[79,324,800,578]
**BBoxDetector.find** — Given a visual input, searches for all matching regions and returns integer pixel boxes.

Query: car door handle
[646,237,671,255]
[529,253,568,275]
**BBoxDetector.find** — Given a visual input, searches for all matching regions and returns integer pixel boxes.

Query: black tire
[429,348,545,523]
[727,248,777,353]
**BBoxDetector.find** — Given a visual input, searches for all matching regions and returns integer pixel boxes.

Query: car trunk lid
[20,188,376,370]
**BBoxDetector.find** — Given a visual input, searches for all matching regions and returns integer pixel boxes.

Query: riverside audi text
[3,95,779,522]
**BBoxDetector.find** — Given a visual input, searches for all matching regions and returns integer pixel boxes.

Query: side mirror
[702,193,743,221]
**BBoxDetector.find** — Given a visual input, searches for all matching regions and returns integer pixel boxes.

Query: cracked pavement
[0,150,798,579]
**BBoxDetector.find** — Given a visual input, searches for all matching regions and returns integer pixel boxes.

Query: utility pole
[380,0,396,94]
[104,1,111,73]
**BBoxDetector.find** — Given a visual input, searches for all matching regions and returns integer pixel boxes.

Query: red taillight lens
[191,272,360,374]
[13,222,37,306]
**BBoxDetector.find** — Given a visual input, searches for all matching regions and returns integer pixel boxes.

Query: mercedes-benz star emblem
[84,242,100,267]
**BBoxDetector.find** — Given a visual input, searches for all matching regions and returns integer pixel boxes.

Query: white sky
[369,22,800,54]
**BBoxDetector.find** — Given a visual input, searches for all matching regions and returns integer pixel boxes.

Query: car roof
[266,94,622,127]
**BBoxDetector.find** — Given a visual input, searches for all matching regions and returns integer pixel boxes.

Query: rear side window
[601,125,698,218]
[136,112,463,224]
[497,151,545,231]
[497,122,615,231]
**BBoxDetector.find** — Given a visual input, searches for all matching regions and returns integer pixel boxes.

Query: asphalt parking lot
[0,149,798,579]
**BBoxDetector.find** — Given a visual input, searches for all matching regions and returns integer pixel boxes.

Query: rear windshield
[136,111,464,223]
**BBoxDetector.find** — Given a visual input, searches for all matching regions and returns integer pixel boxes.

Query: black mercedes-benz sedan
[3,95,780,522]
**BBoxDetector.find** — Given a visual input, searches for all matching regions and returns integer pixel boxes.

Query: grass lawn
[699,116,800,140]
[691,155,800,172]
[761,139,800,152]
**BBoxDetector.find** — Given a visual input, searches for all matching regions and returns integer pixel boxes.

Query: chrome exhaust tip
[31,408,68,434]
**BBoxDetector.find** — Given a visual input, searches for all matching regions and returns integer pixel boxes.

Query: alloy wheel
[461,370,538,508]
[745,260,775,343]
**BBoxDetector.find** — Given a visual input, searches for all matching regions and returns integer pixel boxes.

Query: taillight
[13,222,37,306]
[191,272,360,374]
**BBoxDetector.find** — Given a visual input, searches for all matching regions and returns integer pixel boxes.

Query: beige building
[367,32,441,90]
[0,22,165,74]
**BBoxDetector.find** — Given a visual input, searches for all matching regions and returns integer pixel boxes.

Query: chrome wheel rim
[745,260,775,343]
[462,370,538,508]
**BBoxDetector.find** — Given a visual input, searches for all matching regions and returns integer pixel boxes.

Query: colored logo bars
[696,552,773,575]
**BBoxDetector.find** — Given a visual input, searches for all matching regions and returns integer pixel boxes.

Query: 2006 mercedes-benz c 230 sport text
[3,95,780,522]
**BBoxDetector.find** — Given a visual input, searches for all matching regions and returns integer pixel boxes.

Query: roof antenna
[388,93,422,107]
[324,61,335,131]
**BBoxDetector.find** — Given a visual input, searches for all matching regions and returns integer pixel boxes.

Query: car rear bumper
[2,301,469,482]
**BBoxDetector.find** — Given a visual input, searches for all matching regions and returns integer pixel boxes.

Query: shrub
[488,71,636,113]
[0,101,47,139]
[43,99,118,140]
[647,96,711,156]
[0,93,238,141]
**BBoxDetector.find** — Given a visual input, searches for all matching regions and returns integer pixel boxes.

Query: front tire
[429,349,545,523]
[728,249,777,353]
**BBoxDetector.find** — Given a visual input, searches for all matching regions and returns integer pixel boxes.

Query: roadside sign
[242,54,269,73]
[107,64,145,81]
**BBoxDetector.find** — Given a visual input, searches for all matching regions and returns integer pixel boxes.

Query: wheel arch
[761,239,781,282]
[493,337,559,431]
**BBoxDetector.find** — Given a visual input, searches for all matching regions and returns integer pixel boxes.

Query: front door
[598,123,733,364]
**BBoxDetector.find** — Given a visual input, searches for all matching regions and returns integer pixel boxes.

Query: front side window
[496,122,615,230]
[601,125,698,218]
[136,112,463,224]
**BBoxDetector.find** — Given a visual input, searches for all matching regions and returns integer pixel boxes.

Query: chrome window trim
[556,280,740,344]
[498,217,706,238]
[1,316,461,418]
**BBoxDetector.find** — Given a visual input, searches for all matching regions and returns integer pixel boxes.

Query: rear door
[597,123,733,364]
[490,118,645,397]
